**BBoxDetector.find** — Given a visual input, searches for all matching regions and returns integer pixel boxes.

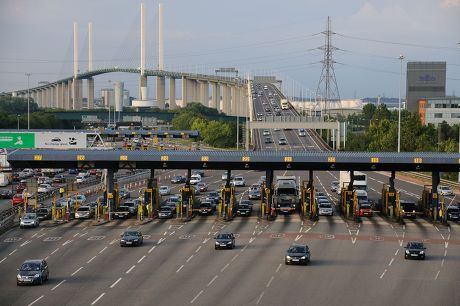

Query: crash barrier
[0,206,20,234]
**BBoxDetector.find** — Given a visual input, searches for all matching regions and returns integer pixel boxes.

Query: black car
[237,203,252,216]
[158,207,174,219]
[404,241,426,260]
[120,230,143,247]
[285,244,311,265]
[206,191,221,205]
[446,206,460,221]
[17,259,49,285]
[171,175,186,184]
[36,207,51,220]
[198,202,214,216]
[113,206,131,219]
[0,189,12,199]
[214,232,235,249]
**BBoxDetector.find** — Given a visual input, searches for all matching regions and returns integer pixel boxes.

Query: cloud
[441,0,460,7]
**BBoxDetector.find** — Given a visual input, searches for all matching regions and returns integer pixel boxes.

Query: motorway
[1,166,460,306]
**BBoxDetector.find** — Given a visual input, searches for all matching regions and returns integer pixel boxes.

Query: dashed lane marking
[110,277,123,289]
[87,256,97,264]
[176,265,184,273]
[379,269,387,279]
[207,275,218,287]
[148,246,156,254]
[266,276,274,288]
[27,295,44,306]
[126,265,135,274]
[51,280,66,291]
[137,255,146,263]
[99,246,107,254]
[9,249,17,255]
[50,248,59,255]
[220,263,230,272]
[190,290,204,304]
[71,267,83,276]
[256,291,265,305]
[91,293,105,305]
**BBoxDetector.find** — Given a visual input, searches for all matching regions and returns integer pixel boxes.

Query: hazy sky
[1,0,459,100]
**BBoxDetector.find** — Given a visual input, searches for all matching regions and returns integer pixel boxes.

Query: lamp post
[25,73,31,130]
[17,114,20,130]
[397,54,404,152]
[235,76,240,150]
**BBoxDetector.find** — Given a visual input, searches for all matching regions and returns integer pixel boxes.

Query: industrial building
[418,96,460,125]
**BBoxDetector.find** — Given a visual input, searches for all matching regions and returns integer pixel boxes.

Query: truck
[274,176,299,214]
[338,171,367,193]
[281,99,289,110]
[0,149,11,171]
[0,172,11,187]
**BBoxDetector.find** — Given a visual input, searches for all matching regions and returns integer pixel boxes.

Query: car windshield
[360,204,371,209]
[239,204,248,209]
[123,231,140,237]
[23,214,36,219]
[78,207,89,211]
[21,262,40,271]
[319,203,331,208]
[448,207,459,212]
[217,234,232,239]
[288,246,306,253]
[118,206,129,211]
[408,242,423,248]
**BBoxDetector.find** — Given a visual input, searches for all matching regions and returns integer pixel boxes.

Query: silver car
[20,213,39,228]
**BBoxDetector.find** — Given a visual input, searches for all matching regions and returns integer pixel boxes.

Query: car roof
[22,259,44,264]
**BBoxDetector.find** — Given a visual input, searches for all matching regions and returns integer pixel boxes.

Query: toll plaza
[7,150,460,224]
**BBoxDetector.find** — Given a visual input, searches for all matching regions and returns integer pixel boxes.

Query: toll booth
[340,188,355,219]
[300,181,316,220]
[219,186,236,221]
[420,185,444,223]
[179,186,196,220]
[260,186,270,218]
[143,187,160,219]
[380,184,399,219]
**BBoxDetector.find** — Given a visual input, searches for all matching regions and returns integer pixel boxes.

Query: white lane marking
[20,240,32,247]
[256,291,265,305]
[249,237,255,244]
[9,249,17,255]
[36,233,46,238]
[126,265,136,274]
[195,246,202,253]
[207,275,218,287]
[73,233,79,238]
[71,267,83,276]
[231,254,239,262]
[109,239,117,245]
[0,257,6,263]
[80,232,88,237]
[168,225,172,230]
[186,255,194,263]
[435,226,440,232]
[163,232,167,236]
[169,231,176,236]
[295,234,302,241]
[441,259,445,267]
[266,276,274,288]
[110,277,123,289]
[158,237,166,245]
[87,256,97,264]
[137,255,146,263]
[190,290,204,304]
[399,240,403,247]
[51,248,59,255]
[444,249,447,256]
[91,292,105,305]
[445,242,449,249]
[203,238,210,244]
[220,263,230,272]
[379,269,387,279]
[148,246,156,254]
[44,256,49,260]
[388,258,394,266]
[31,233,37,238]
[395,249,399,256]
[253,230,256,235]
[99,246,107,254]
[51,280,66,291]
[176,265,184,273]
[447,234,450,240]
[441,234,445,240]
[351,237,357,244]
[275,263,282,273]
[435,270,440,280]
[27,295,44,306]
[62,239,72,246]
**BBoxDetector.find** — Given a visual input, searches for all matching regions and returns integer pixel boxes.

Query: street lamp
[17,114,20,130]
[397,54,404,152]
[25,73,31,130]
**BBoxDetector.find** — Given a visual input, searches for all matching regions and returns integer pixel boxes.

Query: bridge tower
[156,3,166,109]
[87,22,94,109]
[72,22,82,110]
[139,2,148,101]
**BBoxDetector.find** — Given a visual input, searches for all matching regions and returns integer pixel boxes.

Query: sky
[0,0,459,100]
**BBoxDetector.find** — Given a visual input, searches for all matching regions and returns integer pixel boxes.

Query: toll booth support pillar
[147,169,156,218]
[266,169,274,219]
[389,171,396,192]
[106,168,115,221]
[308,170,317,220]
[432,171,440,223]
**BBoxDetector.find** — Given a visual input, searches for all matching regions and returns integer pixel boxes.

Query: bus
[281,99,289,110]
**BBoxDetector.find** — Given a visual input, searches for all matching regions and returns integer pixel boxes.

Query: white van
[0,172,11,187]
[190,174,202,185]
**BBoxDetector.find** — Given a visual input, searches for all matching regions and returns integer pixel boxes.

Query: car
[171,175,186,184]
[37,184,54,194]
[273,128,281,131]
[37,176,52,185]
[158,207,174,219]
[120,230,143,247]
[437,185,454,196]
[36,207,51,220]
[192,169,205,177]
[123,199,141,215]
[231,176,246,187]
[74,175,86,184]
[75,206,93,219]
[70,194,87,205]
[197,182,208,192]
[221,171,234,181]
[22,190,35,199]
[159,186,171,196]
[214,232,235,249]
[404,241,426,260]
[190,174,202,185]
[16,259,49,285]
[278,138,288,145]
[264,137,273,144]
[240,199,253,208]
[198,202,214,216]
[298,128,306,137]
[52,174,66,184]
[12,193,24,205]
[68,168,79,175]
[0,189,13,199]
[446,206,460,221]
[20,213,39,228]
[89,169,97,175]
[358,201,373,217]
[113,206,131,219]
[237,203,252,216]
[263,130,270,136]
[318,203,334,216]
[285,244,311,265]
[248,188,261,200]
[119,188,130,199]
[330,181,340,192]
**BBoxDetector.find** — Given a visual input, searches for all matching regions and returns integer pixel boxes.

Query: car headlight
[286,256,292,259]
[121,239,125,242]
[17,274,21,279]
[405,250,410,254]
[227,241,232,244]
[215,241,219,245]
[419,251,424,254]
[34,273,41,278]
[133,239,138,242]
[301,256,306,259]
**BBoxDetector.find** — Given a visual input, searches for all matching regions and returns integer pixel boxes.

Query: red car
[12,194,24,206]
[359,202,373,217]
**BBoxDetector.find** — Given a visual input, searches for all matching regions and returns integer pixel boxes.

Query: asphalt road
[1,168,459,306]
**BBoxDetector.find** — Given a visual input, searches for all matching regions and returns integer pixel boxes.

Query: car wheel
[421,255,425,260]
[285,259,289,265]
[215,246,218,250]
[38,276,43,285]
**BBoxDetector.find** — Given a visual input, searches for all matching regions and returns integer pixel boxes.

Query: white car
[74,175,86,184]
[190,174,202,185]
[20,213,39,228]
[221,171,234,181]
[75,206,93,219]
[159,186,171,196]
[37,184,54,194]
[318,203,334,216]
[263,130,270,136]
[437,185,454,196]
[231,176,246,187]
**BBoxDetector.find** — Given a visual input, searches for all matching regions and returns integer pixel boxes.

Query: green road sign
[0,133,35,148]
